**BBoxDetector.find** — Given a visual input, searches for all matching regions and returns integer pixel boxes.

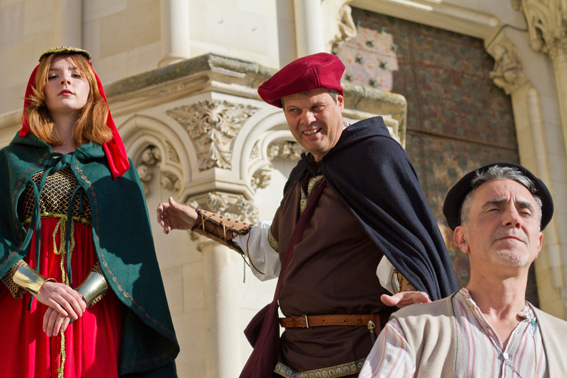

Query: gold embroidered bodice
[17,167,91,225]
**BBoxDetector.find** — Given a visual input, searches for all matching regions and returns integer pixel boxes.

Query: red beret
[258,53,345,108]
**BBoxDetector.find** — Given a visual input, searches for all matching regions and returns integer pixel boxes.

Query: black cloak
[284,117,458,301]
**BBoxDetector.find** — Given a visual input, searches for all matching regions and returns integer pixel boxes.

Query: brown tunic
[270,175,390,376]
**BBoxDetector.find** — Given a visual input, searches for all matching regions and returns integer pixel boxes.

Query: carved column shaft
[525,87,565,291]
[159,0,191,67]
[202,242,241,378]
[294,0,325,56]
[54,0,82,48]
[551,49,567,150]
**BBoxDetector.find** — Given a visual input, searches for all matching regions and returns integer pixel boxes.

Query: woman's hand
[156,197,199,234]
[35,281,86,320]
[43,307,72,337]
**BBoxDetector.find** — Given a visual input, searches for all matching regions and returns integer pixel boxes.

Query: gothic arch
[118,114,192,196]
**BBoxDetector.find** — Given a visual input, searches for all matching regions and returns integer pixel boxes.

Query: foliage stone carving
[167,100,259,171]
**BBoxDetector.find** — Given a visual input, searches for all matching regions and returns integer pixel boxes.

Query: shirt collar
[459,287,535,321]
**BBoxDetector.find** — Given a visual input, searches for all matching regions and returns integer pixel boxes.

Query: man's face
[282,88,345,162]
[454,179,543,274]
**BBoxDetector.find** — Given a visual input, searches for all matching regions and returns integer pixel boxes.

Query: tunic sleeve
[233,221,281,281]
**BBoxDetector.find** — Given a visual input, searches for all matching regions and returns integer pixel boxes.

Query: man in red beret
[157,53,458,377]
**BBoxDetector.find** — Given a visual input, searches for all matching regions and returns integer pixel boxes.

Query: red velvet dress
[0,167,122,378]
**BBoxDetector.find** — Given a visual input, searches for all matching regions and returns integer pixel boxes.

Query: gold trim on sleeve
[268,229,279,252]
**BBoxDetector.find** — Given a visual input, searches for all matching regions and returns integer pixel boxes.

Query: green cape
[0,132,179,377]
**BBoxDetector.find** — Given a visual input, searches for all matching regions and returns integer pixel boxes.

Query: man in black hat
[359,162,567,378]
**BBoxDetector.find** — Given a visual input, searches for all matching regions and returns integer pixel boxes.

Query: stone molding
[102,53,406,136]
[165,141,181,163]
[350,0,499,39]
[513,0,567,60]
[485,30,527,95]
[166,100,260,171]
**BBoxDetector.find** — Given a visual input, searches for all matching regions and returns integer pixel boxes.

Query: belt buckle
[304,315,309,329]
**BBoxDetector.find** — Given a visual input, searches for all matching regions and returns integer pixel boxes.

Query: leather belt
[280,314,388,329]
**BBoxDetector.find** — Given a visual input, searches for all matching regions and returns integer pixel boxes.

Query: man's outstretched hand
[156,197,199,234]
[381,291,431,308]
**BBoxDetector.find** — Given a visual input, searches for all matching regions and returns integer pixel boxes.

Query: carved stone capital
[515,0,567,60]
[486,32,526,94]
[187,191,259,225]
[166,100,260,171]
[547,38,567,62]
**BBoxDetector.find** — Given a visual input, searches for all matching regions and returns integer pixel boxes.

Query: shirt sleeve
[359,319,416,378]
[233,220,281,282]
[377,256,399,295]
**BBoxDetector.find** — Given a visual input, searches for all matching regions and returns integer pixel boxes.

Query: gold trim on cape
[300,175,324,214]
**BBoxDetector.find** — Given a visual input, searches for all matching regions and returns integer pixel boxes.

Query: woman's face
[44,55,90,117]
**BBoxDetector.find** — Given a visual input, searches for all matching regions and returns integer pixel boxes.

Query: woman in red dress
[0,47,178,377]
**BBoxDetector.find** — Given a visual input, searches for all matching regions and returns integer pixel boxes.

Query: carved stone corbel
[166,100,260,171]
[138,165,153,195]
[267,141,304,161]
[137,146,161,195]
[136,145,182,196]
[251,167,272,191]
[485,31,526,94]
[330,3,358,52]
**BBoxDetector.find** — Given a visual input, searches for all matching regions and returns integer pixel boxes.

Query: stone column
[293,0,325,57]
[159,0,191,67]
[551,48,567,146]
[54,0,82,48]
[526,87,566,291]
[515,0,567,318]
[200,241,241,378]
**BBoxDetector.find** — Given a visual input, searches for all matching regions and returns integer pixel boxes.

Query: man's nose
[301,111,316,124]
[502,207,522,228]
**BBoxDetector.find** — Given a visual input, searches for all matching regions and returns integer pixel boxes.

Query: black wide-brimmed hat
[443,162,553,231]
